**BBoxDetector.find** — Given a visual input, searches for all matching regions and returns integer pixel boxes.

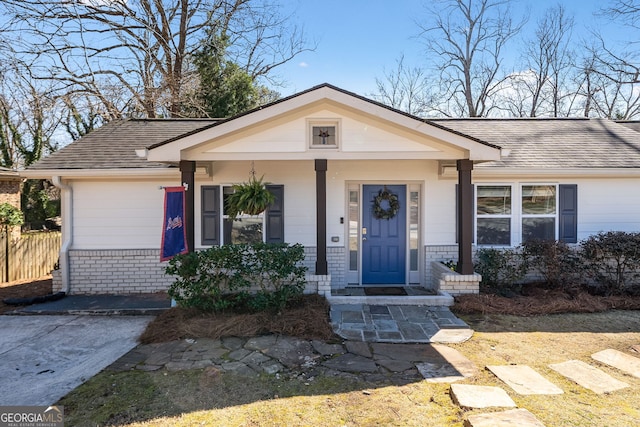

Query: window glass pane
[230,217,263,244]
[477,186,511,215]
[348,190,359,271]
[409,191,419,271]
[522,185,556,214]
[522,218,555,242]
[477,218,511,245]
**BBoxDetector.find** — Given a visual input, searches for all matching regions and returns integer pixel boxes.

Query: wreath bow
[373,187,400,220]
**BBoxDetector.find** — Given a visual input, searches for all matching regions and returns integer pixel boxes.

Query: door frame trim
[345,181,423,286]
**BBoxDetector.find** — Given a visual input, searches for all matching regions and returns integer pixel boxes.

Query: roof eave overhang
[472,167,640,179]
[20,168,179,180]
[147,86,502,163]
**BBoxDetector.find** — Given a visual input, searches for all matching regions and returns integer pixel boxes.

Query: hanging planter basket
[225,174,275,220]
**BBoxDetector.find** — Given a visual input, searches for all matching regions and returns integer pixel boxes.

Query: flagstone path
[108,337,640,427]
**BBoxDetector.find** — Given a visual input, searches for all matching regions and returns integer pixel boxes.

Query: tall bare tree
[417,0,524,117]
[0,0,311,119]
[519,4,574,117]
[371,55,434,116]
[0,65,59,168]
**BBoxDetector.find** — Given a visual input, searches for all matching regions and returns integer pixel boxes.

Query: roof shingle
[28,119,218,170]
[430,118,640,168]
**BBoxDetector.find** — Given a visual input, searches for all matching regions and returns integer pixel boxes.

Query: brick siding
[68,249,171,294]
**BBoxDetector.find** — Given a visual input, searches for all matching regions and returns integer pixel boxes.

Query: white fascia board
[148,91,331,163]
[185,150,464,161]
[473,168,640,179]
[19,168,180,180]
[148,85,502,162]
[326,90,502,160]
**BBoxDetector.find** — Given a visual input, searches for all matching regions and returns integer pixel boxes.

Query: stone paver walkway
[549,360,629,394]
[487,365,564,395]
[592,348,640,379]
[330,304,472,343]
[450,384,516,409]
[466,409,546,427]
[107,334,475,384]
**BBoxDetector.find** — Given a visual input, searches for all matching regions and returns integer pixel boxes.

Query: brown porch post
[180,160,196,253]
[315,159,328,275]
[456,159,474,274]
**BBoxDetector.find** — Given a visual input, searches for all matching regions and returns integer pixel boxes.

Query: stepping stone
[549,360,629,394]
[450,384,516,409]
[487,365,563,395]
[433,344,477,378]
[418,345,478,383]
[430,328,474,343]
[322,353,378,373]
[592,349,640,379]
[465,408,546,427]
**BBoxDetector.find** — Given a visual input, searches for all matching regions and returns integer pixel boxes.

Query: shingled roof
[28,118,218,170]
[430,117,640,169]
[26,105,640,172]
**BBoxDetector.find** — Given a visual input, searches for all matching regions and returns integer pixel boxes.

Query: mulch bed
[139,294,338,344]
[0,277,53,314]
[453,287,640,316]
[5,277,640,342]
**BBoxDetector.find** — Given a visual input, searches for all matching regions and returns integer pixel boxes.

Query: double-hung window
[223,186,264,244]
[476,185,512,245]
[521,184,557,242]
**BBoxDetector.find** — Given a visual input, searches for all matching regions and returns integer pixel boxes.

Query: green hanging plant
[225,174,275,220]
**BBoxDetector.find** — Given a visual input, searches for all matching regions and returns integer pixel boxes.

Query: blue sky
[276,0,618,96]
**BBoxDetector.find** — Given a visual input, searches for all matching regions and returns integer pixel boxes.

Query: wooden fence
[0,231,61,283]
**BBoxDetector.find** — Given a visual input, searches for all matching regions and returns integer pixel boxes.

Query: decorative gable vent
[308,119,340,149]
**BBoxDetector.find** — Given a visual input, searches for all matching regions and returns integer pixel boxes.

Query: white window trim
[475,184,513,247]
[520,183,559,243]
[475,182,560,247]
[307,118,341,149]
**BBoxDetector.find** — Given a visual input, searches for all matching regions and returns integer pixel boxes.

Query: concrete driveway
[0,315,153,405]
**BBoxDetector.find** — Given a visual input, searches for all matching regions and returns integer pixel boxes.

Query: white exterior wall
[471,176,640,247]
[63,164,640,293]
[575,178,640,237]
[72,178,179,249]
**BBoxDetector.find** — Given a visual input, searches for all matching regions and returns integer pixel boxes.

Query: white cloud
[299,62,309,68]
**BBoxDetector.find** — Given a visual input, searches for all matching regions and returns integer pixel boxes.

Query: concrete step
[328,287,454,306]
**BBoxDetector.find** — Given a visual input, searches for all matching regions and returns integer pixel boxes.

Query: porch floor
[329,302,472,344]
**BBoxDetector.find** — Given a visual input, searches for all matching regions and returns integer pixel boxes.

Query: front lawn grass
[58,310,640,426]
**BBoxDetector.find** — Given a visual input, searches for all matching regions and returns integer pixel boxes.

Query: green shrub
[522,239,582,290]
[166,243,307,312]
[580,231,640,295]
[474,247,527,295]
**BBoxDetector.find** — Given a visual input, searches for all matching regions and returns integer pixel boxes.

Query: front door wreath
[373,187,400,220]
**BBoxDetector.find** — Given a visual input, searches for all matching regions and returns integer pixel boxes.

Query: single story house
[22,84,640,297]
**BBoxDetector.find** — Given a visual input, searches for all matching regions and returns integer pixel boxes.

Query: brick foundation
[68,249,171,294]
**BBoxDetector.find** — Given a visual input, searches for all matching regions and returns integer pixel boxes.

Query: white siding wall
[574,178,640,238]
[72,179,178,249]
[69,171,640,252]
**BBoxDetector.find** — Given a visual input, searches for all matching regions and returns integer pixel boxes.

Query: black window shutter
[265,184,284,243]
[559,184,578,243]
[201,186,220,246]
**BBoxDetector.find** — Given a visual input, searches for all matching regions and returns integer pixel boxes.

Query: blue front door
[362,185,407,284]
